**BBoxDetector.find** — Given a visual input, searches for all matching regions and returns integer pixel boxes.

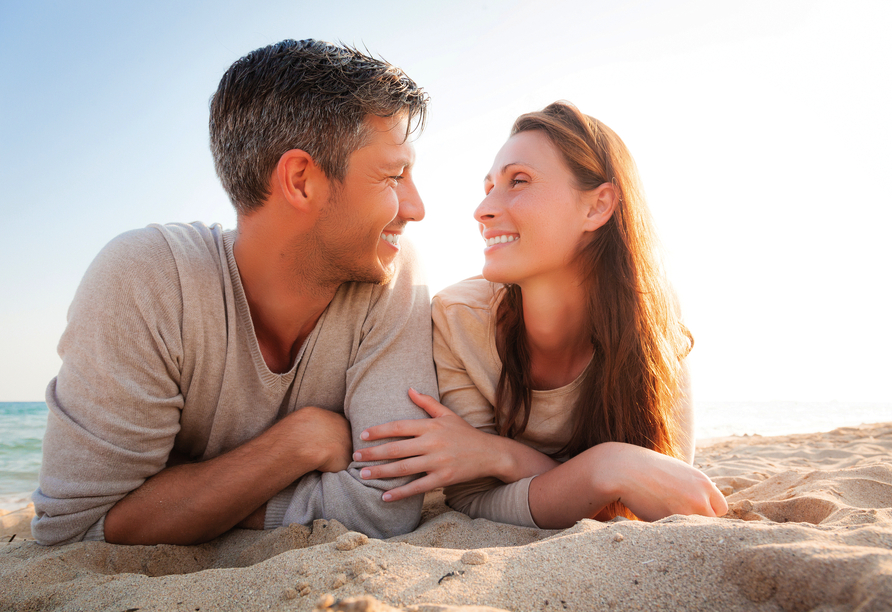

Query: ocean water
[695,400,891,440]
[1,400,889,512]
[1,402,47,512]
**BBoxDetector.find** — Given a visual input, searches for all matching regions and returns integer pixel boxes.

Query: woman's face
[475,130,590,287]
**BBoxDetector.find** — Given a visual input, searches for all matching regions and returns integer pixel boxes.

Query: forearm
[528,441,727,528]
[528,443,619,529]
[105,461,286,545]
[104,409,343,545]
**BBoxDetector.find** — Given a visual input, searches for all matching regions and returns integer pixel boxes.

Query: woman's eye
[510,178,527,187]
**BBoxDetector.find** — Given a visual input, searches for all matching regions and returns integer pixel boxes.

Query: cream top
[433,277,583,527]
[433,276,693,528]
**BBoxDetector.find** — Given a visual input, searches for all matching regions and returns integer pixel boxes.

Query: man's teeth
[382,233,400,245]
[485,235,518,247]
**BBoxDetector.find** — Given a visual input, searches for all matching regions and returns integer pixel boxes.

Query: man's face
[312,114,424,285]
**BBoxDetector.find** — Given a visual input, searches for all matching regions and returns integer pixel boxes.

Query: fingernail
[361,469,371,479]
[353,452,361,461]
[360,431,369,440]
[382,492,392,502]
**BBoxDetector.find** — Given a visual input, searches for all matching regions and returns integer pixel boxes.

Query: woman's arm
[353,389,559,502]
[528,441,728,528]
[359,408,728,526]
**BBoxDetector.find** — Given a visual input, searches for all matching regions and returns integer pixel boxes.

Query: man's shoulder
[99,222,223,260]
[97,222,227,277]
[75,222,230,317]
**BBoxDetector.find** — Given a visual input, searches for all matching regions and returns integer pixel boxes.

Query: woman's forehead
[486,131,566,180]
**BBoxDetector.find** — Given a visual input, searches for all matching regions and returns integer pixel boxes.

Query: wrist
[492,434,520,482]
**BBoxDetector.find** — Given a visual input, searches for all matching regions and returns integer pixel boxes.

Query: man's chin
[348,259,396,286]
[373,261,397,286]
[370,250,398,284]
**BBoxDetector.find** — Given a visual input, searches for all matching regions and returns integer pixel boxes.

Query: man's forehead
[364,113,409,136]
[357,117,415,163]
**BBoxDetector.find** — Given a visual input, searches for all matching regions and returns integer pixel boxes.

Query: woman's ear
[581,181,618,232]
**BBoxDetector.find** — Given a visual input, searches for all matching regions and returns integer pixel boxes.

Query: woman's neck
[518,273,593,390]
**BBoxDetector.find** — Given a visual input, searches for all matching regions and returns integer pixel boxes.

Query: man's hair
[209,39,429,215]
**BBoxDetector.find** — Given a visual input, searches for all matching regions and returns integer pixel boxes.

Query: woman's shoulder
[432,276,504,313]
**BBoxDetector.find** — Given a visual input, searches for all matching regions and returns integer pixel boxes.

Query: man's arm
[33,227,350,546]
[267,240,439,539]
[103,406,350,545]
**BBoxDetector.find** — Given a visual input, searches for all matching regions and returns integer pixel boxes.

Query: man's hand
[104,406,351,546]
[291,406,352,473]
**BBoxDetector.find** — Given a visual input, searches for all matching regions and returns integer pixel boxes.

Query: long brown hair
[494,102,692,478]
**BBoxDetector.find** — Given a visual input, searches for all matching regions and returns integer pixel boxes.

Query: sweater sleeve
[432,288,539,528]
[31,228,186,545]
[269,241,438,539]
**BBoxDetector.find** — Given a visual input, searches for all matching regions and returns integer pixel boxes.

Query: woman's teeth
[485,235,518,247]
[382,233,400,245]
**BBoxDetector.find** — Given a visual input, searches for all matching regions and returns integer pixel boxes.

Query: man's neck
[232,216,339,374]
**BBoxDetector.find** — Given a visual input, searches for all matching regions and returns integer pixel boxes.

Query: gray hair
[209,39,429,215]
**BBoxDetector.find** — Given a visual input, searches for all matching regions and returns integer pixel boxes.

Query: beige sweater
[33,222,438,545]
[433,277,693,528]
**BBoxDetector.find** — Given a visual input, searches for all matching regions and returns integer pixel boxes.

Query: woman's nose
[474,194,499,223]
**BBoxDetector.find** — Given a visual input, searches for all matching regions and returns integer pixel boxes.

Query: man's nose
[399,180,425,222]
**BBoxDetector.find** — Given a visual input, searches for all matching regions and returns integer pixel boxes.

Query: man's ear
[274,149,326,212]
[581,182,618,232]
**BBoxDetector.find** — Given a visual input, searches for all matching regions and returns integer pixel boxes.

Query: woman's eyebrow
[484,162,533,183]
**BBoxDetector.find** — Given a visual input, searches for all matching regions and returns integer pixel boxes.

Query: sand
[1,422,890,611]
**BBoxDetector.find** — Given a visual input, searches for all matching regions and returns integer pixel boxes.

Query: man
[32,39,437,546]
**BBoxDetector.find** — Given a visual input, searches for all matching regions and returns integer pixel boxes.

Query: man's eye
[510,179,527,186]
[390,175,404,183]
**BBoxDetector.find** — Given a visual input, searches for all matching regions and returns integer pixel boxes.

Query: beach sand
[2,422,890,611]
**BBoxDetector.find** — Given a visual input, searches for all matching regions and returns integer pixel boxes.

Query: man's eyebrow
[384,157,413,172]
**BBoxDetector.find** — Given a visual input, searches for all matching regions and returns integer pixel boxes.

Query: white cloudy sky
[1,0,890,404]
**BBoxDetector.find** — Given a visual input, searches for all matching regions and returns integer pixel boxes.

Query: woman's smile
[483,233,520,248]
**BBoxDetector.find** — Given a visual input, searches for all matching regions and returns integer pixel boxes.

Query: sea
[1,400,890,513]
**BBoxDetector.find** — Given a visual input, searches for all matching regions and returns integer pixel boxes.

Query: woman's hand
[352,389,502,502]
[529,442,728,528]
[603,442,727,521]
[354,389,558,502]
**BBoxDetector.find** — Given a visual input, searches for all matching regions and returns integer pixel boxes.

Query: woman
[353,101,728,528]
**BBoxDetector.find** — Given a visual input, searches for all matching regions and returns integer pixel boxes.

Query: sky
[1,0,890,404]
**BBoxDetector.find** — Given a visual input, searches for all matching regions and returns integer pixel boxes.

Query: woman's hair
[494,101,693,487]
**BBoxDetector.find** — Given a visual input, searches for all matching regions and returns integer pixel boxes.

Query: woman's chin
[480,264,518,286]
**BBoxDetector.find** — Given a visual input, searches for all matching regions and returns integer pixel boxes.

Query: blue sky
[1,0,890,403]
